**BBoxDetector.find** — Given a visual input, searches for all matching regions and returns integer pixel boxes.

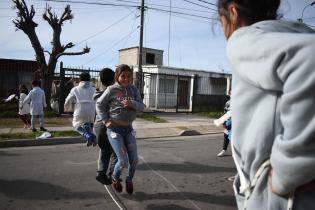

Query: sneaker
[96,172,112,185]
[125,180,134,195]
[112,178,123,193]
[228,175,236,182]
[40,127,47,131]
[32,128,37,132]
[84,133,94,147]
[217,150,226,157]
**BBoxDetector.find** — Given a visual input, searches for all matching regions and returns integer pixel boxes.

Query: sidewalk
[0,113,223,147]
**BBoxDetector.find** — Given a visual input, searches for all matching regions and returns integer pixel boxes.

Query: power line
[37,0,139,8]
[75,8,137,45]
[181,0,217,11]
[194,0,216,6]
[82,27,138,65]
[148,7,217,20]
[36,0,216,21]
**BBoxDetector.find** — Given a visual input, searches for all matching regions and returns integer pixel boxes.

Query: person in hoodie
[96,64,144,195]
[93,68,117,185]
[217,0,315,209]
[22,80,47,132]
[64,72,96,146]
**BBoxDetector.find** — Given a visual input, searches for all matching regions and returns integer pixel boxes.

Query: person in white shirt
[22,80,47,132]
[64,72,96,146]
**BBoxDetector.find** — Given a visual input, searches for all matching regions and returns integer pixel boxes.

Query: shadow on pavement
[0,179,104,200]
[123,191,236,206]
[137,161,235,174]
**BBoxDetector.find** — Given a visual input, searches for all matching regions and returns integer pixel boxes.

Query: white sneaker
[217,150,226,157]
[228,175,236,182]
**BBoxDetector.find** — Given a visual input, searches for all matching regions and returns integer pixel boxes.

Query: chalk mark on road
[138,155,202,210]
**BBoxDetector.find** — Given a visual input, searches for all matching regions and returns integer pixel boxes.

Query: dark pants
[94,122,117,176]
[223,133,230,150]
[19,114,31,125]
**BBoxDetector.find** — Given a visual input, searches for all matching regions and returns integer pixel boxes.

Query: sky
[0,0,314,73]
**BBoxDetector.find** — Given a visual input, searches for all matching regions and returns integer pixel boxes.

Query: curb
[0,137,84,148]
[0,130,223,148]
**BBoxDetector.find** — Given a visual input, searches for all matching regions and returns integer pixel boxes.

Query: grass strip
[0,130,79,140]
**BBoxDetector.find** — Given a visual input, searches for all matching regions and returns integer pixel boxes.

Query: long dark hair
[217,0,280,25]
[19,84,29,95]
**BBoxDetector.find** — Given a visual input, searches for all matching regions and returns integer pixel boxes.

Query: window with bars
[159,78,175,93]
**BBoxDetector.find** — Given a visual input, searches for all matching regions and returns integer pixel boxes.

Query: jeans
[93,122,117,175]
[31,114,45,129]
[76,122,95,141]
[107,126,138,181]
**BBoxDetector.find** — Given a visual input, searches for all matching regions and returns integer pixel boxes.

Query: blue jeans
[31,114,45,129]
[76,122,95,141]
[107,126,138,181]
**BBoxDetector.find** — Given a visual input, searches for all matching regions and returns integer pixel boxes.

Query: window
[146,53,155,64]
[159,78,175,93]
[209,78,226,87]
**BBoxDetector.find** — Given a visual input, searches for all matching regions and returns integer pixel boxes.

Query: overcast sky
[0,0,314,73]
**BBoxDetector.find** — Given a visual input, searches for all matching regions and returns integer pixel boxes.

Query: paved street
[0,134,236,210]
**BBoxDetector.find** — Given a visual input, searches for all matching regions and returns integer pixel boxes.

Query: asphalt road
[0,134,237,210]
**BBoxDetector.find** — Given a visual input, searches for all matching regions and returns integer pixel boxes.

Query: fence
[53,62,101,114]
[54,63,229,114]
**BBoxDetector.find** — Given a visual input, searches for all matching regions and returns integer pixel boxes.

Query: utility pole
[138,0,145,98]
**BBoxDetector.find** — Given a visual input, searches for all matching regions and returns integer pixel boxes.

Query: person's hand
[121,100,132,108]
[269,168,288,196]
[104,120,113,128]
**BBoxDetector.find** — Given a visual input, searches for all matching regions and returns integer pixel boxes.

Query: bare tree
[12,0,90,108]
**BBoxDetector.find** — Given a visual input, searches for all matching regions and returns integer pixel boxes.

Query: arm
[96,88,111,123]
[64,89,76,112]
[126,86,144,111]
[270,39,315,195]
[21,91,31,107]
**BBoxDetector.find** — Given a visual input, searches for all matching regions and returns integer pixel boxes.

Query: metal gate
[142,72,194,113]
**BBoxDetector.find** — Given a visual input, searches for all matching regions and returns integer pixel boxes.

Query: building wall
[119,47,139,66]
[119,47,163,66]
[0,59,37,97]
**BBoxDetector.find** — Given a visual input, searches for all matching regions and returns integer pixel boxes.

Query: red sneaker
[125,180,133,195]
[112,178,122,193]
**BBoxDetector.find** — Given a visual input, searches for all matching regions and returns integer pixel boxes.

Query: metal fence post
[59,62,65,115]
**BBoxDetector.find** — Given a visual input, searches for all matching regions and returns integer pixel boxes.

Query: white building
[118,47,231,111]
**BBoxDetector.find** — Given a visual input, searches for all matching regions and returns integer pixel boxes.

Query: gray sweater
[95,83,144,124]
[227,20,315,209]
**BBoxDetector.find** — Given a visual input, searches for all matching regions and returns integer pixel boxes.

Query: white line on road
[104,185,125,210]
[138,155,202,210]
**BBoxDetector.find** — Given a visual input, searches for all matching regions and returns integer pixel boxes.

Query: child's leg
[25,114,31,126]
[223,133,229,150]
[108,151,118,177]
[94,123,111,172]
[39,114,45,128]
[19,114,28,126]
[107,128,128,180]
[124,129,138,181]
[31,115,36,129]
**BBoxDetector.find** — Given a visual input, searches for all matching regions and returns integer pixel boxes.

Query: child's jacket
[96,83,144,124]
[64,81,96,128]
[227,20,315,210]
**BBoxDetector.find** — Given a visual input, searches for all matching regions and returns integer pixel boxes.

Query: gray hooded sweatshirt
[227,20,315,210]
[95,83,144,124]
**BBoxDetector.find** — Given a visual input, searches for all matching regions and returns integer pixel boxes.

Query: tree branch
[43,50,51,55]
[59,5,73,25]
[56,46,90,59]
